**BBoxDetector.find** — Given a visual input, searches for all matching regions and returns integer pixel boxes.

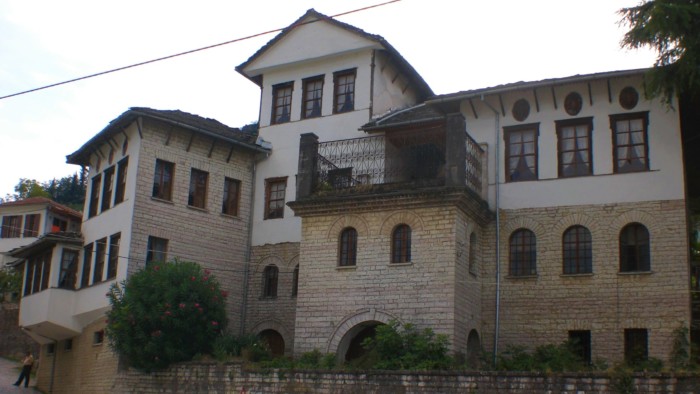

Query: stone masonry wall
[0,302,37,360]
[111,361,700,393]
[246,242,299,355]
[35,317,120,394]
[129,118,256,334]
[480,199,690,364]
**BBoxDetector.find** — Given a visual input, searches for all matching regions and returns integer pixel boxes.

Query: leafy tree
[12,178,50,200]
[43,171,86,210]
[0,267,22,302]
[106,261,228,371]
[619,0,700,102]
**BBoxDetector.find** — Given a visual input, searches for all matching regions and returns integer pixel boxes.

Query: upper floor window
[153,159,174,201]
[188,168,209,209]
[81,244,93,288]
[101,166,115,212]
[52,218,67,233]
[619,223,650,272]
[264,177,287,220]
[262,264,278,298]
[58,249,79,290]
[391,224,411,263]
[302,75,324,119]
[339,227,357,267]
[504,124,539,182]
[23,214,40,237]
[107,233,121,280]
[509,229,536,276]
[1,215,22,238]
[272,82,293,124]
[611,112,649,173]
[333,69,356,113]
[562,225,592,274]
[24,248,52,296]
[222,177,241,216]
[114,157,128,205]
[93,237,106,284]
[88,174,101,218]
[556,118,593,177]
[146,236,168,265]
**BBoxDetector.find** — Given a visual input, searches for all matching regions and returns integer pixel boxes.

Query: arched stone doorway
[338,321,383,363]
[259,329,285,357]
[466,329,481,368]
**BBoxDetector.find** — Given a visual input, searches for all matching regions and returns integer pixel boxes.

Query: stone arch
[501,216,545,240]
[552,213,598,236]
[251,319,293,355]
[326,309,401,355]
[379,210,425,238]
[610,210,660,236]
[466,329,482,369]
[253,255,284,275]
[327,215,370,240]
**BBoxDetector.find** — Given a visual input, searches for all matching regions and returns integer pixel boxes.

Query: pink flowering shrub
[106,260,228,371]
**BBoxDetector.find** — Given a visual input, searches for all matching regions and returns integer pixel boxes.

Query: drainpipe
[49,339,57,394]
[240,160,258,336]
[481,95,501,367]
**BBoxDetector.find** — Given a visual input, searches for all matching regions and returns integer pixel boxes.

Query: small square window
[93,330,105,345]
[46,343,55,355]
[64,339,73,351]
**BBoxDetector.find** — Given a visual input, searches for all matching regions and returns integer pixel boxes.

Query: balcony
[296,116,485,200]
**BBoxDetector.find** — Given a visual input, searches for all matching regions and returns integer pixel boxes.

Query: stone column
[445,113,467,187]
[296,133,319,199]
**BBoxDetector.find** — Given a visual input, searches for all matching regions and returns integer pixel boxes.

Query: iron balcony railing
[313,126,484,194]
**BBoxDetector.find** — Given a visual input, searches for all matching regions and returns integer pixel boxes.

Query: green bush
[213,333,261,361]
[106,261,228,371]
[360,320,453,370]
[495,341,587,372]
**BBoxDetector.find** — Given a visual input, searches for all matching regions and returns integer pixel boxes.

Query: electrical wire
[0,0,401,101]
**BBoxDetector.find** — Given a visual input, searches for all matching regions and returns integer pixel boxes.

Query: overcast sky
[0,0,655,199]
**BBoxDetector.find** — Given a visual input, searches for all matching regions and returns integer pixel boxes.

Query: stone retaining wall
[112,361,700,394]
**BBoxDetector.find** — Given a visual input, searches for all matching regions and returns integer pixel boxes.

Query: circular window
[619,86,639,110]
[512,99,530,122]
[564,92,583,116]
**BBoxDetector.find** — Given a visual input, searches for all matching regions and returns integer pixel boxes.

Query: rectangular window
[81,244,93,288]
[52,218,67,233]
[624,328,648,364]
[101,166,115,212]
[333,69,356,113]
[146,236,168,265]
[40,249,52,292]
[152,159,174,201]
[93,238,106,284]
[114,157,128,205]
[88,174,101,218]
[23,214,40,238]
[188,169,208,209]
[1,215,22,238]
[58,249,79,290]
[222,177,241,216]
[568,330,592,365]
[611,112,649,173]
[46,343,55,355]
[556,117,593,177]
[271,82,293,124]
[107,233,121,280]
[93,330,104,345]
[23,259,34,296]
[64,339,73,351]
[25,248,52,296]
[264,177,287,220]
[302,75,324,119]
[504,124,539,182]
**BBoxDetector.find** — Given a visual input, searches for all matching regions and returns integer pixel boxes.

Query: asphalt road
[0,358,40,394]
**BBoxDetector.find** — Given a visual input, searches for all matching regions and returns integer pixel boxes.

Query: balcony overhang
[19,288,83,342]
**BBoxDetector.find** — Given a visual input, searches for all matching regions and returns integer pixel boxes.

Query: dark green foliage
[670,323,692,371]
[494,342,588,372]
[0,267,22,301]
[359,320,453,370]
[619,0,700,102]
[43,171,86,210]
[105,261,228,371]
[212,333,261,361]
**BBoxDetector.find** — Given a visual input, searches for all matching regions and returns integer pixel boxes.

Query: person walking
[12,352,33,388]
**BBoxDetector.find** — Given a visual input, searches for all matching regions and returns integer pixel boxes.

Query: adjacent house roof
[66,107,269,166]
[363,68,649,130]
[8,232,83,261]
[236,9,433,102]
[0,197,82,220]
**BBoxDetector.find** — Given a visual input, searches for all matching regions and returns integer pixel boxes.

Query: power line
[0,0,401,101]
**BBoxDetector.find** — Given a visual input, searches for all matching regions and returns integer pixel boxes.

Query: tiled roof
[8,232,83,261]
[0,197,82,220]
[361,104,444,131]
[236,9,433,101]
[67,107,268,166]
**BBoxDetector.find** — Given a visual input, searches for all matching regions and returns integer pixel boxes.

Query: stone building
[10,8,694,393]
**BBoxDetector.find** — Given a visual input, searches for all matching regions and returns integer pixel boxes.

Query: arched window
[563,225,592,274]
[620,223,650,272]
[509,229,536,276]
[391,224,411,263]
[469,232,477,275]
[292,264,299,297]
[262,265,278,298]
[339,228,357,266]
